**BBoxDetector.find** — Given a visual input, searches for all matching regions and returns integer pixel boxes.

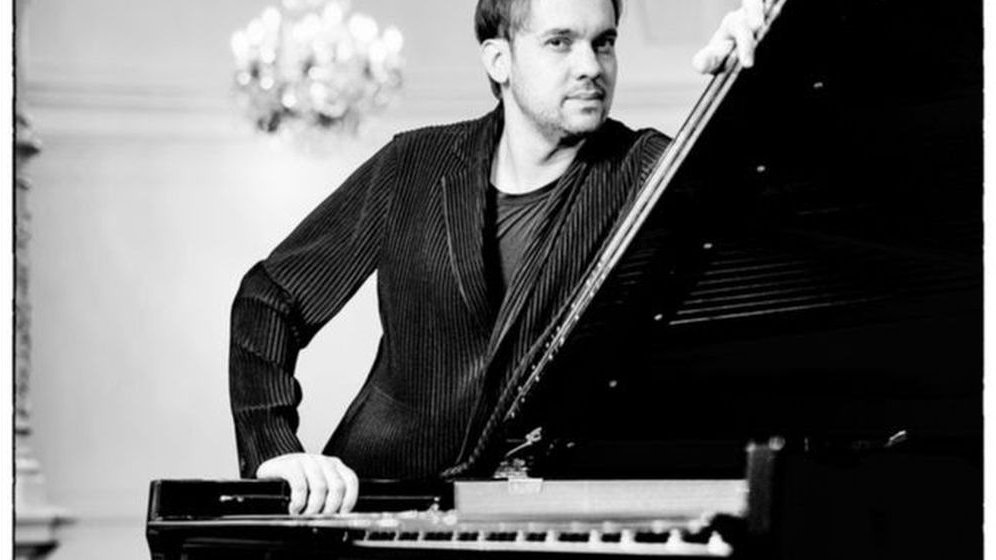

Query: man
[230,0,765,516]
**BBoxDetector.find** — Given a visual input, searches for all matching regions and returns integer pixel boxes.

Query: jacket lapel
[441,169,492,333]
[440,108,503,334]
[485,158,589,357]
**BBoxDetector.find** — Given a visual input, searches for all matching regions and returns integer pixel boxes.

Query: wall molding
[24,76,704,141]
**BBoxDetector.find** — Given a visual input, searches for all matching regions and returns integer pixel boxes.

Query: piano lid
[450,0,982,478]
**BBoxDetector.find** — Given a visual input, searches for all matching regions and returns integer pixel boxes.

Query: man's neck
[490,103,586,195]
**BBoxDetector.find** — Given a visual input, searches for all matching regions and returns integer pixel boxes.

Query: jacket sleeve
[229,140,397,478]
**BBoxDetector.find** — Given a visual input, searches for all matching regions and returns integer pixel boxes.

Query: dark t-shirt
[487,178,560,298]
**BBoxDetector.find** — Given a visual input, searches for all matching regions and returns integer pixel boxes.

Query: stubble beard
[509,80,608,146]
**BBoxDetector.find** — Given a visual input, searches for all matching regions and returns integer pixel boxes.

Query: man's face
[506,0,618,141]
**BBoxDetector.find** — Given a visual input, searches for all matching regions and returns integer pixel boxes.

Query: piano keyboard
[153,513,735,557]
[338,521,733,556]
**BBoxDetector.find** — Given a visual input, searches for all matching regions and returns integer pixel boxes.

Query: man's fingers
[697,12,737,72]
[318,460,346,515]
[692,39,734,74]
[301,456,330,515]
[736,0,766,67]
[255,454,359,516]
[743,0,765,31]
[724,11,756,67]
[691,46,713,74]
[259,459,308,515]
[288,465,310,515]
[694,2,766,75]
[335,460,360,514]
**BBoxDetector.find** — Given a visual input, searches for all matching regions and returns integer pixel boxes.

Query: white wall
[19,1,734,557]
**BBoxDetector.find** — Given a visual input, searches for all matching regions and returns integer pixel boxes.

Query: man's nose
[571,43,602,79]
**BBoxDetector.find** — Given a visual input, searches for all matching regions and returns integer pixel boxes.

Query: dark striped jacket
[229,106,670,479]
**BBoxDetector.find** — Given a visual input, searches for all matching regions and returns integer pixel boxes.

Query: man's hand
[692,0,767,74]
[256,453,359,515]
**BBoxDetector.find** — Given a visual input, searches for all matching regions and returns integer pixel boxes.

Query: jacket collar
[450,103,505,168]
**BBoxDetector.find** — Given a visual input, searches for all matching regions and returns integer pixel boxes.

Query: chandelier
[230,0,404,137]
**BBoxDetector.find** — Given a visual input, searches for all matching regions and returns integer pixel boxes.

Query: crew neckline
[491,178,560,205]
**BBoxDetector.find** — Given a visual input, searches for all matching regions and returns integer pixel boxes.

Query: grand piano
[147,0,982,558]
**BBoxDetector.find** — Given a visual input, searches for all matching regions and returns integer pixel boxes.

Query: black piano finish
[499,0,981,460]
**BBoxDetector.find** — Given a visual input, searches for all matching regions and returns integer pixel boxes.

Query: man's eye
[595,38,616,53]
[547,37,570,50]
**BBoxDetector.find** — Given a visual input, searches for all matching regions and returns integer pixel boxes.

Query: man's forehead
[518,0,618,34]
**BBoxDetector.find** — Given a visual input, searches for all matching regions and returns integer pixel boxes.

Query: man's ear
[481,38,511,88]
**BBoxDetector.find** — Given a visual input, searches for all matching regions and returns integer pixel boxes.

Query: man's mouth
[568,90,605,101]
[566,82,606,101]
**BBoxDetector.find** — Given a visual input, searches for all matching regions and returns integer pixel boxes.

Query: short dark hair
[475,0,623,97]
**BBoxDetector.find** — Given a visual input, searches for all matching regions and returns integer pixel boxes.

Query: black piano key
[684,527,712,544]
[423,531,454,541]
[633,531,670,543]
[397,532,419,541]
[485,532,517,542]
[524,532,547,542]
[344,529,365,542]
[600,532,622,543]
[457,531,480,541]
[557,532,590,542]
[367,531,397,541]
